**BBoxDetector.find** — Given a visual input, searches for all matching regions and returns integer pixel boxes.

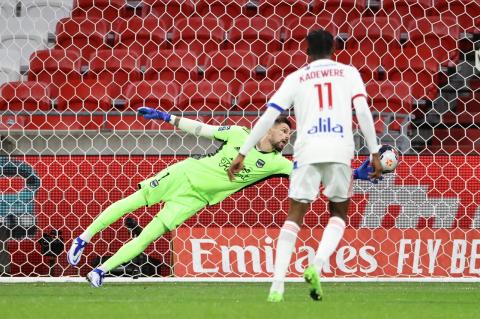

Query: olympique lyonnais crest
[256,159,265,168]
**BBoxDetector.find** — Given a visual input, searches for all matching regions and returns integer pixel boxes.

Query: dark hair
[306,29,334,58]
[274,115,292,128]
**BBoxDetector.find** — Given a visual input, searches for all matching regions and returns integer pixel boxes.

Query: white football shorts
[288,162,353,203]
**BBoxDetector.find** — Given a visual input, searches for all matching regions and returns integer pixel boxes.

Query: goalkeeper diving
[67,107,379,287]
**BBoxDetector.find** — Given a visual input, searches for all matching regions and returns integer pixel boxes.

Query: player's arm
[279,158,382,183]
[350,69,382,180]
[138,107,217,139]
[353,159,383,183]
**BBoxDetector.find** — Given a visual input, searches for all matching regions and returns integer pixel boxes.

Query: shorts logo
[218,126,231,131]
[256,159,265,168]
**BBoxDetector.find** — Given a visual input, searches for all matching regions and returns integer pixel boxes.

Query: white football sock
[270,220,300,294]
[313,216,346,274]
[79,230,93,243]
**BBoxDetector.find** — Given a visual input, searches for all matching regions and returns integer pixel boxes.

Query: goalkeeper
[67,107,376,288]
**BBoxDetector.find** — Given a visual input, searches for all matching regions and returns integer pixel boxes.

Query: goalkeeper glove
[353,159,383,184]
[138,107,171,122]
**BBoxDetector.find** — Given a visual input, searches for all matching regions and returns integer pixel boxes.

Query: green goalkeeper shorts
[138,161,208,231]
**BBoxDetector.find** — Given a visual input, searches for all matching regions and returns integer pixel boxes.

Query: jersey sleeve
[350,67,367,101]
[213,125,249,142]
[277,157,294,176]
[267,74,296,112]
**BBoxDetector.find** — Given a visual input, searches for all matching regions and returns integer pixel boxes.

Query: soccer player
[68,107,376,288]
[68,110,291,286]
[227,29,383,302]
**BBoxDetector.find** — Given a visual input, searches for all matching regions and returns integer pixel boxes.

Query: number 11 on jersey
[315,82,333,110]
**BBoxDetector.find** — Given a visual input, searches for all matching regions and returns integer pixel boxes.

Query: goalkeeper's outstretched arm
[138,107,218,139]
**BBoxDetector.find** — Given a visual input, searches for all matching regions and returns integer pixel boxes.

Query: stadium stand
[283,16,338,52]
[0,17,51,65]
[0,80,51,111]
[28,49,83,96]
[177,80,232,111]
[20,0,72,21]
[86,48,142,98]
[143,50,200,83]
[123,80,179,111]
[0,49,22,87]
[55,17,109,59]
[111,15,168,55]
[227,16,282,61]
[0,0,18,18]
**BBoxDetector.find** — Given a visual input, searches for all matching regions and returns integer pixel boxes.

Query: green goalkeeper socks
[100,215,169,272]
[84,191,147,241]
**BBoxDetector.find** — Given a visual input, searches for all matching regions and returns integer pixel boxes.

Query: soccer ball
[378,145,399,173]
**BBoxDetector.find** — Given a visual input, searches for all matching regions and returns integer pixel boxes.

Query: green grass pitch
[1,282,479,319]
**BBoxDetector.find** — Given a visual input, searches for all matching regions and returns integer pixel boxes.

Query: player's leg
[268,164,320,302]
[69,167,178,267]
[68,190,147,266]
[305,163,352,300]
[87,177,208,287]
[313,199,348,270]
[87,213,169,287]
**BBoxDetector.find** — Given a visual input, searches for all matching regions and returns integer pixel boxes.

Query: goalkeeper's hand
[138,107,171,122]
[353,159,383,184]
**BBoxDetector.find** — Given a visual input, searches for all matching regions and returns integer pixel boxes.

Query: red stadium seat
[172,17,227,55]
[380,0,432,27]
[112,15,168,55]
[235,80,280,111]
[334,49,382,82]
[347,17,402,55]
[57,80,113,111]
[429,128,480,154]
[264,50,308,81]
[0,81,51,111]
[283,16,339,52]
[311,0,366,32]
[366,81,412,114]
[72,0,131,23]
[143,50,200,83]
[87,49,142,98]
[404,16,460,65]
[352,115,385,134]
[123,81,179,111]
[196,0,250,27]
[442,93,480,126]
[256,0,311,19]
[431,0,479,32]
[455,93,479,114]
[28,49,83,97]
[203,50,258,91]
[177,80,232,111]
[382,52,439,101]
[142,0,195,25]
[228,16,282,60]
[365,81,413,133]
[55,18,109,59]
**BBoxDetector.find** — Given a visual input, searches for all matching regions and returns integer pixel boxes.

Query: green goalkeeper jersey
[181,125,293,205]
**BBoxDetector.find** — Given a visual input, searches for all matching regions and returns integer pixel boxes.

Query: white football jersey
[268,58,368,167]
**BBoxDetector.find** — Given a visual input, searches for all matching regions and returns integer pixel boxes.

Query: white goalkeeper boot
[67,237,87,266]
[87,268,105,288]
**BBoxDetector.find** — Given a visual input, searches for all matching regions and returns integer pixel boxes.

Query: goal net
[0,0,479,281]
